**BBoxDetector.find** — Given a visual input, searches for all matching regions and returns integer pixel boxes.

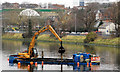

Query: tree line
[2,2,120,37]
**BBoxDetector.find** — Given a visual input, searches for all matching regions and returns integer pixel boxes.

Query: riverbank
[2,33,120,47]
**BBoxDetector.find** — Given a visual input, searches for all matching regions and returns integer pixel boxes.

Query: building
[20,4,38,9]
[2,2,13,9]
[2,2,19,9]
[75,6,87,10]
[98,22,116,35]
[79,0,84,6]
[48,4,65,9]
[38,3,47,8]
[12,3,19,9]
[19,9,40,16]
[96,10,102,20]
[95,9,113,28]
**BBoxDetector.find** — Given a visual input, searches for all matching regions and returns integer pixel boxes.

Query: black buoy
[58,41,65,54]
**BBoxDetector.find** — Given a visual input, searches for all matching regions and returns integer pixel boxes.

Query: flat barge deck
[9,55,100,65]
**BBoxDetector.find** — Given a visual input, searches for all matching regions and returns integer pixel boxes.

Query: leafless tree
[74,3,97,32]
[106,2,120,37]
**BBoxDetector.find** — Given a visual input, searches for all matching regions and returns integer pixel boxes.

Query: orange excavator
[18,25,65,59]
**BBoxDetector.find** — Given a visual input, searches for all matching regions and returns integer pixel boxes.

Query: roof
[94,21,100,27]
[52,4,64,8]
[19,9,40,16]
[1,9,65,13]
[98,21,114,29]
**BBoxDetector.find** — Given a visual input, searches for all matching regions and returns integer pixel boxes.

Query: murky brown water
[2,40,120,71]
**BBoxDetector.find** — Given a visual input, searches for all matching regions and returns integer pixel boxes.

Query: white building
[19,9,40,17]
[96,10,102,20]
[98,22,116,35]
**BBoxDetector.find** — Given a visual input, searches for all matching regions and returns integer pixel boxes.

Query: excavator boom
[28,25,62,57]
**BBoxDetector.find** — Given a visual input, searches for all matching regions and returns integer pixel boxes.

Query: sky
[0,0,118,7]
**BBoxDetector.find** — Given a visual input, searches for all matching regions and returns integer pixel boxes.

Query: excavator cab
[30,48,38,58]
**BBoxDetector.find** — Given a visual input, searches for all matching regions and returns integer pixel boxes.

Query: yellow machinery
[12,27,19,31]
[18,25,65,59]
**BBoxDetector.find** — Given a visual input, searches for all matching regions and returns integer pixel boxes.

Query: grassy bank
[2,33,120,47]
[91,37,119,46]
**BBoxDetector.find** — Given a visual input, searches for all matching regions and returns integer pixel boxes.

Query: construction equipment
[73,52,100,65]
[18,25,65,59]
[12,27,19,31]
[9,52,100,65]
[8,25,100,67]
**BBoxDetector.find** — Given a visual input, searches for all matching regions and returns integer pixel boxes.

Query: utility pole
[75,13,77,33]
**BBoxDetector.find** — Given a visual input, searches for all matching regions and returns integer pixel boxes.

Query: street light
[75,13,77,33]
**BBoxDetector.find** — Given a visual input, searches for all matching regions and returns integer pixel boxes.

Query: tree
[106,2,120,37]
[50,10,72,36]
[2,11,20,31]
[74,3,97,32]
[2,10,44,38]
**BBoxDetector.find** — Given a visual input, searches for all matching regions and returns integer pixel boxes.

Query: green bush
[84,32,97,43]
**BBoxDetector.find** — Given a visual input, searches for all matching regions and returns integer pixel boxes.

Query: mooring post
[61,53,63,72]
[42,63,43,70]
[42,51,44,58]
[58,41,65,72]
[61,62,63,72]
[61,53,63,62]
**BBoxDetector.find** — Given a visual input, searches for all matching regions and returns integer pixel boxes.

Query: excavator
[9,25,100,65]
[17,25,65,59]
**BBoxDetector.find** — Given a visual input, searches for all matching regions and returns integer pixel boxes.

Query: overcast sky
[0,0,118,7]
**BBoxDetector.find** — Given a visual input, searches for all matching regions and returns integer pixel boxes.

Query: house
[73,6,87,10]
[2,2,13,9]
[96,9,112,22]
[96,10,102,20]
[2,2,19,9]
[48,4,65,9]
[20,4,38,9]
[98,21,116,35]
[12,3,19,9]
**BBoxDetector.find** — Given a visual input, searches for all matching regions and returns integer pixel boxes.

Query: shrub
[84,32,97,43]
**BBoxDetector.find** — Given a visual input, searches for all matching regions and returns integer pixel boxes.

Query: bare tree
[106,2,120,37]
[52,10,72,33]
[2,11,20,28]
[75,3,97,32]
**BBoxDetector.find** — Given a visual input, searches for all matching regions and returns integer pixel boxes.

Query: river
[2,40,120,71]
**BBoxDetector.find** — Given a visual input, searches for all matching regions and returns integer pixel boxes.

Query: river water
[2,40,120,71]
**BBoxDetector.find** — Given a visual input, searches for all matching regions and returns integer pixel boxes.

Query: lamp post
[75,13,77,33]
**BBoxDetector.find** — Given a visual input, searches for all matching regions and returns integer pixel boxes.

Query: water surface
[2,40,120,71]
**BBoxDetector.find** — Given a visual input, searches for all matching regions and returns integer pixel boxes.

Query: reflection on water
[22,38,37,48]
[2,40,120,70]
[9,63,100,71]
[84,45,96,54]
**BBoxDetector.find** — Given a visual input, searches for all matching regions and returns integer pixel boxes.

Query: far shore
[2,33,120,47]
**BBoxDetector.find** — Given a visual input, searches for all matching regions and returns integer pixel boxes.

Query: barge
[9,52,100,65]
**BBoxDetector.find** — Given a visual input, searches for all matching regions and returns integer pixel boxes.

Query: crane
[18,25,65,59]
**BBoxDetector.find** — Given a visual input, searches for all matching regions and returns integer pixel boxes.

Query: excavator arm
[28,25,62,57]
